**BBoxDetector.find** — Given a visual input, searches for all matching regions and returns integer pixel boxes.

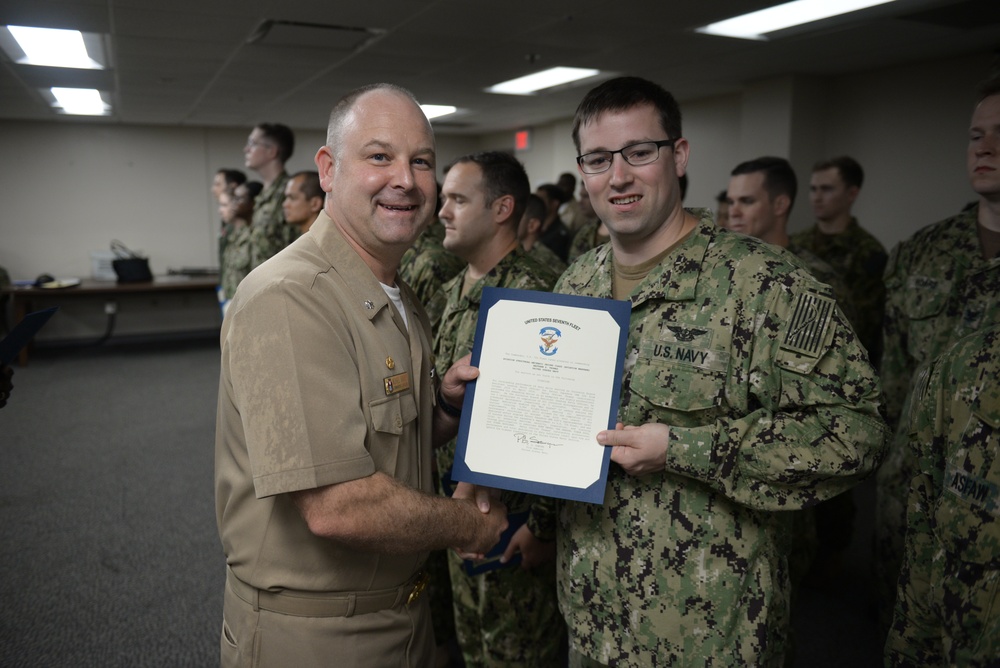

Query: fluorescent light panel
[7,25,103,69]
[50,87,109,115]
[696,0,897,40]
[421,104,457,120]
[487,67,600,95]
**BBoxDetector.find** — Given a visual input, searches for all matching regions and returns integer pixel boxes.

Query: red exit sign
[515,129,531,151]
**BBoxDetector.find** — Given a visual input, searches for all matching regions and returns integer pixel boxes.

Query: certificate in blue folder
[451,287,631,505]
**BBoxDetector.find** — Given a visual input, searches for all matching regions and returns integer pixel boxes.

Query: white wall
[823,55,984,250]
[681,93,743,211]
[1,51,992,340]
[0,122,328,280]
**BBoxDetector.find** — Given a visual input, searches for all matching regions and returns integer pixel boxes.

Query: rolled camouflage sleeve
[664,282,889,511]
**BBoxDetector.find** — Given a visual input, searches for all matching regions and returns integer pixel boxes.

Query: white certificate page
[453,288,630,503]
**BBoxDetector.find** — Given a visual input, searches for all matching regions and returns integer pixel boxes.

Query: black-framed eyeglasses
[577,139,677,174]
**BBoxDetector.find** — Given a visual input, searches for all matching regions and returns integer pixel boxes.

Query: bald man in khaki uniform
[215,83,508,668]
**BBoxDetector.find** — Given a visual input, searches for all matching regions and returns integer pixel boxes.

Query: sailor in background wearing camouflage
[517,193,566,283]
[399,217,465,337]
[281,170,323,234]
[212,168,246,275]
[567,184,607,263]
[727,156,864,585]
[790,156,887,368]
[243,122,298,269]
[556,172,585,233]
[884,324,1000,666]
[875,77,1000,636]
[726,156,861,328]
[554,76,888,667]
[715,189,731,230]
[535,183,573,263]
[220,181,263,301]
[434,151,565,667]
[398,190,465,661]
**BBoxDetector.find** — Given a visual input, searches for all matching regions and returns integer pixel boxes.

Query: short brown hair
[813,156,864,189]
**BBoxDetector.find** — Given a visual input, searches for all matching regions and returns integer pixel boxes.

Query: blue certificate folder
[0,307,58,365]
[451,287,631,505]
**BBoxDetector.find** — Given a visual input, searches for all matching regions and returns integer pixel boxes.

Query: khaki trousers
[220,578,435,668]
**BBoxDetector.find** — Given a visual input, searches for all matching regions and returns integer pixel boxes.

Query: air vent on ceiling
[247,20,384,50]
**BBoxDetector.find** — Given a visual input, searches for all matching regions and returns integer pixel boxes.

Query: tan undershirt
[612,228,695,301]
[461,270,478,299]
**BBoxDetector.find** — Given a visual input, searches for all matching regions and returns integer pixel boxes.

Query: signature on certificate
[513,433,563,448]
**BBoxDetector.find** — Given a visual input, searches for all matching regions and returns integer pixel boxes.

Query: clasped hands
[451,421,669,562]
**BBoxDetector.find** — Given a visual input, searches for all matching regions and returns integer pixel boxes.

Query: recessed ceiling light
[50,88,109,115]
[421,105,458,120]
[486,67,600,96]
[5,25,104,69]
[695,0,897,41]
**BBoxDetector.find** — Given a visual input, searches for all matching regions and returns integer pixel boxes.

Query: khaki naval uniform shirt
[216,210,435,666]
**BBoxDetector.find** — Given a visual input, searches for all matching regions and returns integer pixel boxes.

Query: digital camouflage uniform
[554,208,888,667]
[885,324,1000,667]
[875,204,1000,633]
[539,217,571,263]
[399,221,464,337]
[784,240,860,332]
[525,241,566,284]
[398,219,465,647]
[433,247,565,667]
[789,219,888,368]
[783,240,863,576]
[218,221,233,276]
[221,225,252,300]
[249,172,297,269]
[568,219,607,264]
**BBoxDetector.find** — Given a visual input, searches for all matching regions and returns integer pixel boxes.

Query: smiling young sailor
[550,76,889,667]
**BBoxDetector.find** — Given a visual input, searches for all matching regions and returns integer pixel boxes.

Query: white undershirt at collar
[379,282,408,331]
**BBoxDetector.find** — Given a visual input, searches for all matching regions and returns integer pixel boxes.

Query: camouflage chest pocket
[368,391,419,476]
[627,354,727,423]
[904,274,952,359]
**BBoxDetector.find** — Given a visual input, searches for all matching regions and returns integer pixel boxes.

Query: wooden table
[2,275,219,365]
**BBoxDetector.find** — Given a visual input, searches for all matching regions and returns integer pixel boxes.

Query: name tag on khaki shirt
[384,372,411,396]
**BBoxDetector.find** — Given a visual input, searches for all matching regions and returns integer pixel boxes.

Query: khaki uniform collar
[310,209,393,323]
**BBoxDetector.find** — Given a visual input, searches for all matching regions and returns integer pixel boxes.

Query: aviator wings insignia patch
[665,325,709,342]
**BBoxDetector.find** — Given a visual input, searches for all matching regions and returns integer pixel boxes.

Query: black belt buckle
[406,572,429,607]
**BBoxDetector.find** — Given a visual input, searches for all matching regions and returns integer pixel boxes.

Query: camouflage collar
[444,246,527,308]
[628,208,716,306]
[932,204,988,266]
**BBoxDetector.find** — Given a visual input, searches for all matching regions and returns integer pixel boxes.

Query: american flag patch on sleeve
[781,291,835,357]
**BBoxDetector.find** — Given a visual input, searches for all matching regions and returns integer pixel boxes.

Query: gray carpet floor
[0,338,224,667]
[0,336,884,667]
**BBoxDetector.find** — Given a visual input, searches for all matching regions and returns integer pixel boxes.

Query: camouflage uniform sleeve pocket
[775,290,837,374]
